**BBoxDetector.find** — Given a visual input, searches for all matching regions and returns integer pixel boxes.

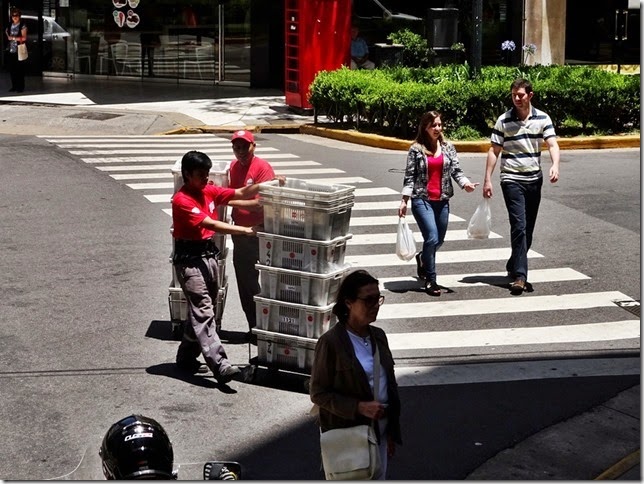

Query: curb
[594,449,640,480]
[162,124,640,152]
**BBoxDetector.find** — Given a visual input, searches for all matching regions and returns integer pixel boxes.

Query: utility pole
[472,0,482,77]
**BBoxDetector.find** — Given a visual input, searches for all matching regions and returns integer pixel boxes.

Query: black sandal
[425,281,441,296]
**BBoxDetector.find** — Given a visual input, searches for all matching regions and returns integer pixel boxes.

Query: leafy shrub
[386,28,433,68]
[308,65,640,139]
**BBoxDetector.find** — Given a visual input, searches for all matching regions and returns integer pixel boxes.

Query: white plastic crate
[171,157,230,194]
[259,178,354,202]
[257,264,349,306]
[252,328,318,373]
[168,283,227,324]
[257,232,351,273]
[253,295,335,339]
[261,201,353,241]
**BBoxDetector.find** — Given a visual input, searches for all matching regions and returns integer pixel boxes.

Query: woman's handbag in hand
[467,198,491,239]
[319,345,382,480]
[17,43,28,61]
[396,216,417,261]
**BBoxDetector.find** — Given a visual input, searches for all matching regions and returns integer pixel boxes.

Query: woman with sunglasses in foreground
[310,269,402,480]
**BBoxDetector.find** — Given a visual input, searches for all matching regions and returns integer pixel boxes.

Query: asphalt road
[0,133,639,480]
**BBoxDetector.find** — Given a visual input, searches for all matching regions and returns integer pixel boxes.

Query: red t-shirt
[172,184,235,240]
[228,156,275,226]
[426,153,444,200]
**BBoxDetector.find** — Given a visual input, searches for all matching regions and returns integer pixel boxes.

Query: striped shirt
[491,106,556,183]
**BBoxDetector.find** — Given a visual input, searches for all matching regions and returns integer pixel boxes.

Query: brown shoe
[510,278,526,295]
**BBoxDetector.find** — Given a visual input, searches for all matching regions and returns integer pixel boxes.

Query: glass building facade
[3,0,639,90]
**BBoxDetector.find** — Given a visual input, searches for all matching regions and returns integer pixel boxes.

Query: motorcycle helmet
[99,415,174,480]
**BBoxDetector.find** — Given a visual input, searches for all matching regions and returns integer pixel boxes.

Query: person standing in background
[5,8,27,92]
[482,78,560,295]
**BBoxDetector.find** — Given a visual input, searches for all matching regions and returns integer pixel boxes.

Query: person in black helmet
[100,415,175,480]
[100,414,241,480]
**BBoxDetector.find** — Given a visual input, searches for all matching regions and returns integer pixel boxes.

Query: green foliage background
[308,65,640,140]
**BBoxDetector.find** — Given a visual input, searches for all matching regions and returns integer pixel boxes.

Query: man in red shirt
[227,130,283,343]
[172,150,269,384]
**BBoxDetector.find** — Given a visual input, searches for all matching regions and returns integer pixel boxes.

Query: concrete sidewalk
[0,75,640,480]
[0,75,639,151]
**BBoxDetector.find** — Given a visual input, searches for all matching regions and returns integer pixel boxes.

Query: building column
[524,0,566,64]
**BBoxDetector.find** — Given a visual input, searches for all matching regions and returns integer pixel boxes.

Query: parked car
[21,15,72,71]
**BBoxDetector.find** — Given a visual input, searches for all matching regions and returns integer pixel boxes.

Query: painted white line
[162,208,172,216]
[296,177,372,185]
[59,142,232,148]
[42,135,220,140]
[353,201,406,211]
[92,160,320,170]
[387,319,640,350]
[128,183,173,190]
[354,187,399,197]
[82,153,300,163]
[112,167,342,180]
[349,229,502,245]
[145,194,172,203]
[273,168,344,175]
[350,215,465,225]
[379,267,591,290]
[395,357,641,386]
[70,147,279,155]
[346,248,543,267]
[378,291,634,321]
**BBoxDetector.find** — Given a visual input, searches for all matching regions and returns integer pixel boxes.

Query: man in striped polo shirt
[482,78,560,295]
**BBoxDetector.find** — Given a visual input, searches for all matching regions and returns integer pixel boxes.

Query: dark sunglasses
[356,295,385,307]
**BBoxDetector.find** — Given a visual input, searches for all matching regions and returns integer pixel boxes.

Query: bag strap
[372,340,381,404]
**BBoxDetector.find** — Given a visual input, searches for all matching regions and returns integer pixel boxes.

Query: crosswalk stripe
[350,215,465,225]
[71,147,280,155]
[60,142,233,148]
[377,291,633,320]
[378,267,591,291]
[81,153,301,163]
[354,187,399,197]
[349,230,502,245]
[346,248,543,267]
[111,168,342,180]
[146,194,172,203]
[395,357,641,386]
[296,177,372,184]
[128,183,173,190]
[353,201,405,211]
[386,320,640,350]
[41,135,222,140]
[95,161,321,171]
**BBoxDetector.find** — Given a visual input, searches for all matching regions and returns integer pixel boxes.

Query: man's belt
[173,238,220,263]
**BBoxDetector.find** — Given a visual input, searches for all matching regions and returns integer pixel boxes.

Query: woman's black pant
[7,52,25,92]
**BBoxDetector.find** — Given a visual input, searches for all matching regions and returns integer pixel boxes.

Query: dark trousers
[175,256,233,376]
[231,235,260,331]
[501,178,543,282]
[141,46,155,76]
[7,52,25,91]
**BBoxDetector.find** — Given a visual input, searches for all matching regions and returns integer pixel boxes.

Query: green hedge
[308,65,640,139]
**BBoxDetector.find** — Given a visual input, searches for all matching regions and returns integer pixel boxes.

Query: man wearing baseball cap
[227,130,284,344]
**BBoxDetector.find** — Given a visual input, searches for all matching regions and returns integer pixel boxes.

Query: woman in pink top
[398,111,479,295]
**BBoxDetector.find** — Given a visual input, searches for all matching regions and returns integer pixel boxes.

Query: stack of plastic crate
[167,157,230,339]
[252,179,355,374]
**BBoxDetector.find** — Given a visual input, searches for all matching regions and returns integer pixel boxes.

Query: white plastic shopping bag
[467,198,492,239]
[396,217,417,261]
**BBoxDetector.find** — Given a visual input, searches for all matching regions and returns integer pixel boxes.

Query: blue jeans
[411,198,449,283]
[501,178,542,282]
